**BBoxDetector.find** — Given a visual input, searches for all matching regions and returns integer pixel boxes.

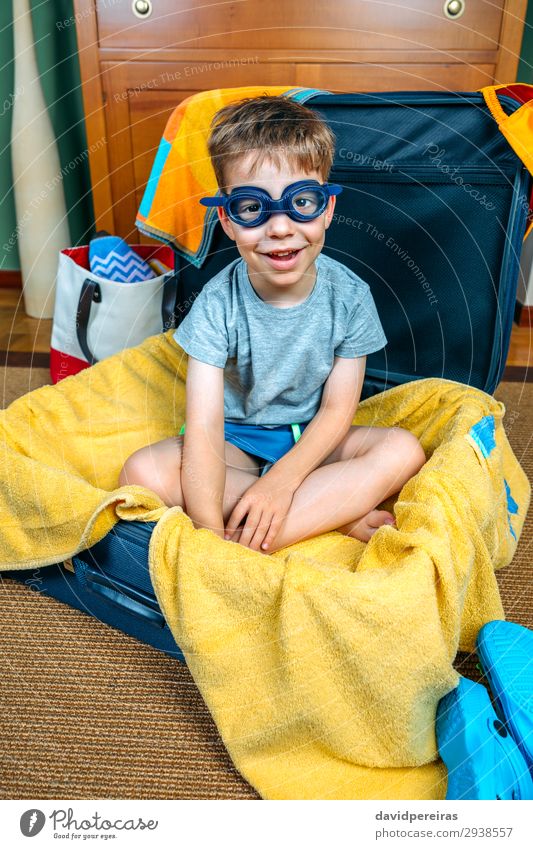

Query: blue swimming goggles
[199,180,343,227]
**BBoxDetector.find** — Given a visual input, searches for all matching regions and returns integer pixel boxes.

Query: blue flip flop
[477,620,533,773]
[436,676,533,800]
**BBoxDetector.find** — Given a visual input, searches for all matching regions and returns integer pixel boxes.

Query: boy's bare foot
[338,509,396,543]
[230,510,396,550]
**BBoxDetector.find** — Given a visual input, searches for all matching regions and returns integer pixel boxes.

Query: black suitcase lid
[153,90,533,395]
[310,91,531,396]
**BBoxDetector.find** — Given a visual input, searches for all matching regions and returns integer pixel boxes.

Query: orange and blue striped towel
[136,86,331,268]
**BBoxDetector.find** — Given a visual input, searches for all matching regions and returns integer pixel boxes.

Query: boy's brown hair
[206,94,337,192]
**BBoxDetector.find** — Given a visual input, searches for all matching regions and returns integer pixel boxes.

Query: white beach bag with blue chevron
[50,243,176,383]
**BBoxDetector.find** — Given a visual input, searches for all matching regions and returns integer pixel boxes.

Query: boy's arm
[181,356,226,538]
[264,355,367,491]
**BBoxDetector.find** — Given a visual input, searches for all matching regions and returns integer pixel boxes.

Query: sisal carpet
[0,368,531,799]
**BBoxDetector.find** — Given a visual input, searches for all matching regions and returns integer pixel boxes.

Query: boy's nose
[264,211,295,236]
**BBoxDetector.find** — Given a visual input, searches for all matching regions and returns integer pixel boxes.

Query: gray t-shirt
[174,253,387,426]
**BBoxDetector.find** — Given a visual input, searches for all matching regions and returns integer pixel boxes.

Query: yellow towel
[1,331,529,799]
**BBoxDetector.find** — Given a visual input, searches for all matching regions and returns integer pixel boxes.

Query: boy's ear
[324,194,337,229]
[217,207,237,242]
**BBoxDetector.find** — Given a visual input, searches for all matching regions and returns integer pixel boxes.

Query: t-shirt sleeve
[173,287,229,368]
[334,285,387,358]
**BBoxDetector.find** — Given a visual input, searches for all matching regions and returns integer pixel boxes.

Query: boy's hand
[224,477,295,552]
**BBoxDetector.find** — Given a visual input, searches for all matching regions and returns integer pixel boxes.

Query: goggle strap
[199,196,225,207]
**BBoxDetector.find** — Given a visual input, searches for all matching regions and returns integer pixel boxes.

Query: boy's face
[216,153,336,300]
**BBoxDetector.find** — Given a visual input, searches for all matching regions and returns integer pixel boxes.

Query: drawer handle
[132,0,153,18]
[443,0,465,18]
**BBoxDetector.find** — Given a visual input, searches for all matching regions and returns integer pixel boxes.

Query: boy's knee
[381,427,425,475]
[118,450,150,489]
[119,440,185,507]
[119,446,172,487]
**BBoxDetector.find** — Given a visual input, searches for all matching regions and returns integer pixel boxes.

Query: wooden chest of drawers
[74,0,527,240]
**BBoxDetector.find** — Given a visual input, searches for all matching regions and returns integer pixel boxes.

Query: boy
[119,95,426,553]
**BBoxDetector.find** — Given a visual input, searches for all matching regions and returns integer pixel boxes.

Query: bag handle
[479,83,533,129]
[76,273,178,366]
[479,83,533,240]
[165,248,180,330]
[76,278,101,365]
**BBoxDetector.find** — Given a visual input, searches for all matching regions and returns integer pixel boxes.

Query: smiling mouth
[263,248,303,258]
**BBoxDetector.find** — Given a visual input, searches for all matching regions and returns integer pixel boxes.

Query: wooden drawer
[297,63,496,92]
[97,0,505,53]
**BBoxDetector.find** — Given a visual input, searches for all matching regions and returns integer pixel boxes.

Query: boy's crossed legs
[119,425,426,553]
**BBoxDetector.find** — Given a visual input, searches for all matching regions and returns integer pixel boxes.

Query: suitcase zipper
[74,557,166,627]
[331,165,517,184]
[311,92,521,116]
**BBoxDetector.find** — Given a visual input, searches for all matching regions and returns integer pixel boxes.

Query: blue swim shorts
[178,420,310,476]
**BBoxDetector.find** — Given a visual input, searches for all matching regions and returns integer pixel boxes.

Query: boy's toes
[367,509,396,529]
[341,509,396,543]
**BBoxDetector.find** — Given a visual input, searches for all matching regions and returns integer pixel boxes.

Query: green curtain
[0,0,95,270]
[0,2,20,271]
[517,2,533,85]
[0,3,17,269]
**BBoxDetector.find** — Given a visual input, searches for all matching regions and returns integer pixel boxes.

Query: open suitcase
[7,87,533,660]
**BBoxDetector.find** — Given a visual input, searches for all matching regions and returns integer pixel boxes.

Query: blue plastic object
[477,620,533,773]
[436,676,533,800]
